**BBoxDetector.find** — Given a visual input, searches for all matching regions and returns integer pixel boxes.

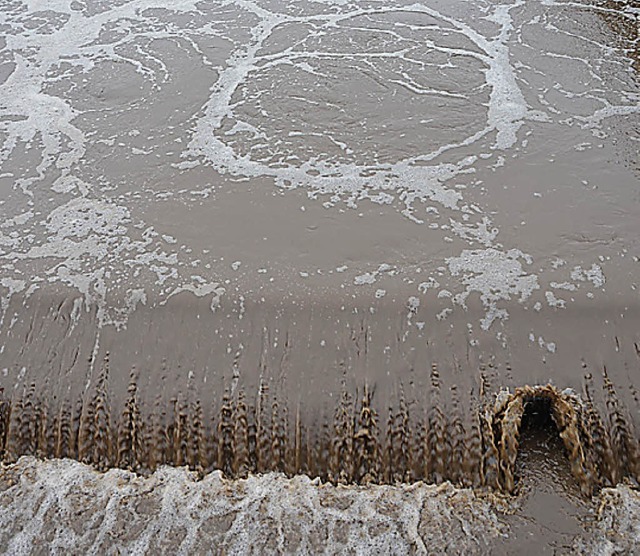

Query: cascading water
[0,0,638,553]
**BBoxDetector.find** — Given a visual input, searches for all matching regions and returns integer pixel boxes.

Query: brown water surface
[0,0,639,553]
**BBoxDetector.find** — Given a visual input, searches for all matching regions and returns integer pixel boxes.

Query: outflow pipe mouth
[0,358,637,497]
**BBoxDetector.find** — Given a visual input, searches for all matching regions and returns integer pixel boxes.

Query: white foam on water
[0,0,634,332]
[181,0,535,207]
[447,248,539,330]
[353,263,394,286]
[0,456,503,555]
[0,0,224,327]
[354,272,376,285]
[546,290,566,309]
[571,264,606,289]
[0,196,223,327]
[1,456,637,555]
[417,277,439,294]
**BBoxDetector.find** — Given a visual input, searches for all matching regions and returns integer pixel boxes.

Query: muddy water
[0,456,638,555]
[0,0,639,553]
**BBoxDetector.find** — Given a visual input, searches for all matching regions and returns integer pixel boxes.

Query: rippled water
[0,0,639,553]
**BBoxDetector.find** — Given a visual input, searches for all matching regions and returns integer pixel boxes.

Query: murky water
[0,456,638,555]
[0,0,638,553]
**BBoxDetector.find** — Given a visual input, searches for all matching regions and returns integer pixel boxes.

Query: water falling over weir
[1,354,637,497]
[0,0,639,551]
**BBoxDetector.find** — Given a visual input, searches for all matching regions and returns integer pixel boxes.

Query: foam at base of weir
[0,456,638,555]
[0,457,504,555]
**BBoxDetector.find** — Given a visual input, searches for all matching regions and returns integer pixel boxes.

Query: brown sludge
[0,356,637,497]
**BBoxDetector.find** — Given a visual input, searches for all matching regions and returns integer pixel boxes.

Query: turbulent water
[0,0,639,553]
[1,365,639,495]
[0,456,638,555]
